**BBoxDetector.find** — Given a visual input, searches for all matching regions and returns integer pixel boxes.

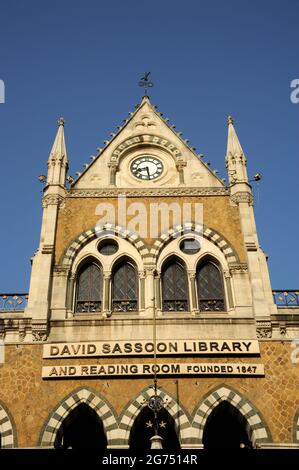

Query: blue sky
[0,0,298,291]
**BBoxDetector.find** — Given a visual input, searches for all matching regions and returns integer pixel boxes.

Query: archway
[54,403,107,450]
[129,405,180,452]
[203,401,251,450]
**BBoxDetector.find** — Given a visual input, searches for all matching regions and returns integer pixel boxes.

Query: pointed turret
[225,116,248,185]
[47,117,68,186]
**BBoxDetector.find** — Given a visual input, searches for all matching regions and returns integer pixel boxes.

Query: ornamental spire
[47,117,68,185]
[225,116,248,185]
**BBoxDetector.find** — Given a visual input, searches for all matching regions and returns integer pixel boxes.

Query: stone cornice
[66,187,230,198]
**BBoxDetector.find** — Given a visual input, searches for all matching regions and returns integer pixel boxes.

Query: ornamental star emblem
[145,420,153,428]
[159,421,167,428]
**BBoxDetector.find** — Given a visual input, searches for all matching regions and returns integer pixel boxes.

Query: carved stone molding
[42,194,65,208]
[229,263,248,274]
[245,241,258,252]
[230,192,253,206]
[256,321,272,339]
[32,323,48,342]
[53,267,69,277]
[41,244,54,254]
[67,187,230,198]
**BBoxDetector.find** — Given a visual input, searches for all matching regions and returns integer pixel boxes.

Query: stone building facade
[0,96,298,450]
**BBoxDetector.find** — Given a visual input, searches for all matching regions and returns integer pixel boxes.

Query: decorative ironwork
[199,299,225,312]
[112,300,138,312]
[273,290,299,307]
[197,261,225,312]
[76,263,102,313]
[76,301,102,313]
[162,300,188,312]
[0,294,28,312]
[162,261,189,312]
[138,72,154,95]
[112,262,138,312]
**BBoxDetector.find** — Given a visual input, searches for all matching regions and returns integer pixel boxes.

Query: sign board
[43,340,260,359]
[42,362,264,379]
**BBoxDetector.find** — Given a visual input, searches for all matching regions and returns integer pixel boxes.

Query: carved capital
[32,322,48,342]
[230,192,253,206]
[256,321,272,339]
[53,267,69,277]
[42,194,65,208]
[229,263,248,274]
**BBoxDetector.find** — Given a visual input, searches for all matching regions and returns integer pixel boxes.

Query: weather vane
[138,72,154,95]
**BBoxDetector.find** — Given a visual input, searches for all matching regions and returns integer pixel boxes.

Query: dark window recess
[98,239,118,255]
[180,238,201,254]
[162,261,189,311]
[197,261,224,311]
[112,262,138,312]
[76,263,102,313]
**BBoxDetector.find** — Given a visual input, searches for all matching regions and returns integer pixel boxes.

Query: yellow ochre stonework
[0,343,298,447]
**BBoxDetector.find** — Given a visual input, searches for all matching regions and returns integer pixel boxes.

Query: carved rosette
[256,321,272,339]
[42,194,65,208]
[230,192,253,206]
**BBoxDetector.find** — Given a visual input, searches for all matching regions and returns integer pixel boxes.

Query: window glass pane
[197,261,224,311]
[162,261,189,311]
[76,263,102,313]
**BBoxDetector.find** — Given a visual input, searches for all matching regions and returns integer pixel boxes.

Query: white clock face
[131,155,163,180]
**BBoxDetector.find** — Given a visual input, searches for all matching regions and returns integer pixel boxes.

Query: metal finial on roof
[227,115,234,125]
[138,72,154,96]
[58,117,65,126]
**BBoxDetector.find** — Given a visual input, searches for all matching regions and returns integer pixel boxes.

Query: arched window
[112,261,138,312]
[197,260,225,311]
[162,259,189,311]
[75,262,102,313]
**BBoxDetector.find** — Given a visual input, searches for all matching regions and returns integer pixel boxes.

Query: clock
[130,155,163,180]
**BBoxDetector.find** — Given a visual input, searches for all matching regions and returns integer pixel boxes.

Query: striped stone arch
[192,385,271,448]
[117,386,192,447]
[0,401,17,448]
[39,387,118,447]
[149,223,239,263]
[60,224,150,268]
[293,408,299,442]
[149,223,238,263]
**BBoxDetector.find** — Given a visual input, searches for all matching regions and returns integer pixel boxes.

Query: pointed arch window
[75,262,102,313]
[112,261,138,312]
[197,260,225,311]
[162,259,189,311]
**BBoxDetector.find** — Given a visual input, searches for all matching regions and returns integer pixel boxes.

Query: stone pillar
[188,271,198,315]
[102,273,111,317]
[139,270,146,313]
[223,269,234,310]
[66,273,75,317]
[154,273,162,315]
[144,265,155,316]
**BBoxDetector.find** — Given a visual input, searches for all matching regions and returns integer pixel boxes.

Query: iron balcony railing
[0,291,298,312]
[272,290,299,307]
[0,293,28,312]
